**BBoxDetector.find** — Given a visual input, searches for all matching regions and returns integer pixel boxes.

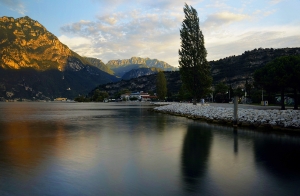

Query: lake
[0,102,300,195]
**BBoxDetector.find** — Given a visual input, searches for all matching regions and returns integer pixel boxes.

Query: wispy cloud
[253,9,277,17]
[205,0,231,9]
[269,0,284,4]
[58,35,92,49]
[203,11,249,29]
[0,0,26,15]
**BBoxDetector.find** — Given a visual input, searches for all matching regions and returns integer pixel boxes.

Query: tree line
[75,71,168,102]
[254,56,300,110]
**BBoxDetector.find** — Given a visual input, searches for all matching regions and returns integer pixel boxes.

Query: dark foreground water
[0,102,300,196]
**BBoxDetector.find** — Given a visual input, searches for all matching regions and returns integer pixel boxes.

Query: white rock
[154,103,300,128]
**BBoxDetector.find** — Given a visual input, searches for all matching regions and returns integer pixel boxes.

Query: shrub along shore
[150,103,300,131]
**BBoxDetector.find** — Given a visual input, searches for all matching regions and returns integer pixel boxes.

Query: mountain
[90,47,300,99]
[106,57,178,77]
[1,16,75,70]
[83,57,115,75]
[122,67,162,80]
[110,63,149,77]
[0,16,119,100]
[210,47,300,87]
[93,71,181,97]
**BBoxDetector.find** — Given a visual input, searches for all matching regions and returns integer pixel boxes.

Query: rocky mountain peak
[84,57,114,75]
[0,16,75,71]
[106,56,177,71]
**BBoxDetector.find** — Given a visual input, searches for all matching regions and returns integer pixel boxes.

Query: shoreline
[150,103,300,132]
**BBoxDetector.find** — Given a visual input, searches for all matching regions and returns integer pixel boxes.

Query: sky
[1,0,300,67]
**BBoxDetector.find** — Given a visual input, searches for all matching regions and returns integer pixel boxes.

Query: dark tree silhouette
[179,3,212,105]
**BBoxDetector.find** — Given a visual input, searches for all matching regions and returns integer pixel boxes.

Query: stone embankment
[152,103,300,130]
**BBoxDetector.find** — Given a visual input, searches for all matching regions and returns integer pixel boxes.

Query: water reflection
[181,123,213,192]
[233,128,238,154]
[156,113,167,132]
[0,121,69,170]
[254,134,300,179]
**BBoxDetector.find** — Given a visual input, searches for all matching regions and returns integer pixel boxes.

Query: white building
[121,91,156,101]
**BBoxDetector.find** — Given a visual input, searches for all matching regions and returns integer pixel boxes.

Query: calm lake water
[0,102,300,196]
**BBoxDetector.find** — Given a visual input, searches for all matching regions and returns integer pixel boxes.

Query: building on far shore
[120,91,157,101]
[141,95,157,101]
[120,93,131,101]
[54,98,67,101]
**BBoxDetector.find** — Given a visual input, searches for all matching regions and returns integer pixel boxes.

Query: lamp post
[227,89,231,103]
[241,88,247,104]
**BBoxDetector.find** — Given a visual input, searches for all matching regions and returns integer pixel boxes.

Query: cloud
[203,11,249,29]
[59,0,300,67]
[97,16,118,25]
[60,9,181,66]
[269,0,284,4]
[253,9,277,17]
[205,1,231,9]
[0,0,26,15]
[58,35,92,49]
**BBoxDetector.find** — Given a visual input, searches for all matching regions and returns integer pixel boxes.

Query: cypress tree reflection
[156,113,166,132]
[181,123,213,192]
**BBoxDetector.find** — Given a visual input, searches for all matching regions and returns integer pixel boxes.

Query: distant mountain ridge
[122,67,162,80]
[106,57,178,77]
[83,57,114,75]
[107,56,176,69]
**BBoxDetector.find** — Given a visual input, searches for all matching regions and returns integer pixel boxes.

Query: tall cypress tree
[179,3,212,105]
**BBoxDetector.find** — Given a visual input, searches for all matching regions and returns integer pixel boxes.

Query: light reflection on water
[0,102,300,195]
